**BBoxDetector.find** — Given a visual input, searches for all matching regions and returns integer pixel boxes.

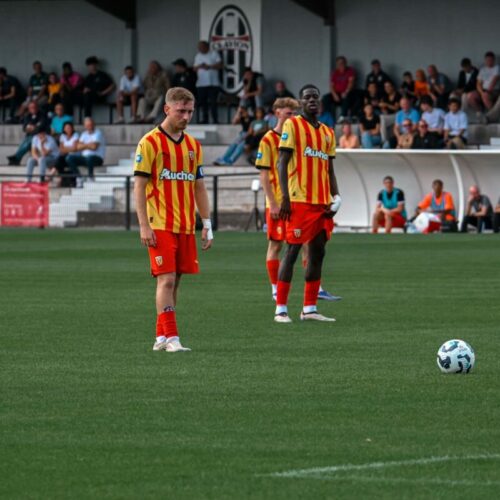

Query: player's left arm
[194,179,213,251]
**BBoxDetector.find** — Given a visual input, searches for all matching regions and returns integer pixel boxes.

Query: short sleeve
[195,141,204,180]
[255,138,271,169]
[134,137,156,177]
[377,191,383,202]
[418,194,431,210]
[279,119,295,150]
[397,190,405,202]
[119,76,126,92]
[444,193,455,211]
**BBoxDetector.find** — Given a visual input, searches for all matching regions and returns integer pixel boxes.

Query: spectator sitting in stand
[414,69,431,102]
[60,62,84,115]
[0,67,25,123]
[460,185,494,233]
[26,127,58,182]
[444,97,468,149]
[338,123,360,149]
[115,65,143,123]
[364,82,381,114]
[47,72,62,111]
[244,107,268,164]
[18,61,48,116]
[379,81,401,115]
[372,175,407,233]
[412,120,441,149]
[467,51,500,123]
[365,59,393,95]
[360,103,381,148]
[7,100,46,165]
[420,95,445,143]
[272,80,295,99]
[50,103,73,137]
[194,40,222,124]
[171,58,197,96]
[454,58,478,112]
[138,60,170,123]
[494,197,500,233]
[322,56,357,119]
[66,117,106,187]
[385,97,419,148]
[318,101,335,128]
[395,119,415,149]
[82,56,115,118]
[50,121,79,187]
[213,106,252,165]
[400,71,416,102]
[240,67,265,113]
[427,64,451,109]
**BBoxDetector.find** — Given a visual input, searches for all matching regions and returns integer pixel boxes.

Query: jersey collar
[158,125,185,145]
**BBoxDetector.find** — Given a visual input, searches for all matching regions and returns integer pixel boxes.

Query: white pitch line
[267,453,500,478]
[314,475,500,487]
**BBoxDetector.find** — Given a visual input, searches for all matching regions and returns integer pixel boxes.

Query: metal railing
[0,172,261,231]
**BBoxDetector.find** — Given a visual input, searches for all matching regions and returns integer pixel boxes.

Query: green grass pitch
[1,229,499,499]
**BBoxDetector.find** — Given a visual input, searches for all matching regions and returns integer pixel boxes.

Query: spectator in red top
[322,56,358,119]
[60,62,84,115]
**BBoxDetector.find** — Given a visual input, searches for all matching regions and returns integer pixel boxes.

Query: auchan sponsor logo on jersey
[303,146,328,160]
[159,168,195,182]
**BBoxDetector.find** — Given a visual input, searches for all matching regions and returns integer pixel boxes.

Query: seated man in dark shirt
[82,56,115,118]
[372,175,407,233]
[460,185,494,233]
[412,120,441,149]
[0,67,25,122]
[171,58,197,95]
[7,100,47,165]
[365,59,393,95]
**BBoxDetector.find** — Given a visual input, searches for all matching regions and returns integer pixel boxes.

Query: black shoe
[7,155,20,166]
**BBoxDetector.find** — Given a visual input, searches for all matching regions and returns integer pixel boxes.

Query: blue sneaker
[317,289,342,301]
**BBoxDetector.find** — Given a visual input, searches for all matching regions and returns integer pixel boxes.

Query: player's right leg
[274,243,301,322]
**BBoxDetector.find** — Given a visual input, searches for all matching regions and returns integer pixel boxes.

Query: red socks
[157,309,178,338]
[276,280,291,306]
[304,280,321,307]
[266,259,280,285]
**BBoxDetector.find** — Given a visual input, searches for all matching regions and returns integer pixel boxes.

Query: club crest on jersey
[155,256,163,266]
[159,168,195,182]
[303,146,328,160]
[294,229,302,238]
[188,150,194,160]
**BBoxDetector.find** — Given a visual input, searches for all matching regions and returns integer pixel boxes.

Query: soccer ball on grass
[437,339,475,374]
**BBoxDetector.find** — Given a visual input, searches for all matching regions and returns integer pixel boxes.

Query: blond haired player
[134,87,213,352]
[255,98,342,303]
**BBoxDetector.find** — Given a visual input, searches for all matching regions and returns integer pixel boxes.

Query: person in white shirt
[467,51,499,121]
[50,121,79,187]
[115,66,144,124]
[444,98,468,149]
[26,127,59,181]
[66,117,106,186]
[193,40,222,124]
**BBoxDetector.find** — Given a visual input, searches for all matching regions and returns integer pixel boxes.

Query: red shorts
[378,212,407,228]
[266,208,286,241]
[286,202,334,244]
[148,230,199,277]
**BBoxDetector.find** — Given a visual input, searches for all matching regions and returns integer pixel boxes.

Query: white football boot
[300,311,336,322]
[153,338,168,351]
[274,313,292,323]
[166,337,191,352]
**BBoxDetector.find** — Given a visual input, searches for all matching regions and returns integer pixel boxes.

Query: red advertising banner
[0,182,49,227]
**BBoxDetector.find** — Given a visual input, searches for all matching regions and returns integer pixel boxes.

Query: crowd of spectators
[323,51,499,149]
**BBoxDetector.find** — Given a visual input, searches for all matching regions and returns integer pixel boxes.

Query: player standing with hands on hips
[275,84,342,323]
[134,87,213,352]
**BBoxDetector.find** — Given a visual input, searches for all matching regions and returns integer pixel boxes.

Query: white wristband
[202,218,213,240]
[330,194,342,212]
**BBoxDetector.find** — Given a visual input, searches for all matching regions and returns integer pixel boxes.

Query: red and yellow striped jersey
[255,129,282,207]
[279,115,336,205]
[134,126,204,234]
